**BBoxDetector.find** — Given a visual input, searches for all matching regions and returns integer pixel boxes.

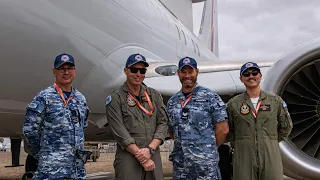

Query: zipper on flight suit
[140,94,149,146]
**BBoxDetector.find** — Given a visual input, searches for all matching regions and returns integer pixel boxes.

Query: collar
[243,89,266,101]
[177,83,200,98]
[121,82,147,96]
[52,84,76,95]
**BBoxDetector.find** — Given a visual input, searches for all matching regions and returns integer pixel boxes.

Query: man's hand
[141,159,155,171]
[215,120,229,146]
[135,148,151,164]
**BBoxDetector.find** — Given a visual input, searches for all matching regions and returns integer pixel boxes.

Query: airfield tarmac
[0,152,295,180]
[0,151,172,180]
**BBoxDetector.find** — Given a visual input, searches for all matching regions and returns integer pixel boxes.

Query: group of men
[23,53,293,180]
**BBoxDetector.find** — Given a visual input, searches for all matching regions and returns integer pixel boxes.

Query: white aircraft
[0,0,319,179]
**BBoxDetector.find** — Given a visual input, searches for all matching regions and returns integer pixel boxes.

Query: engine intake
[262,38,320,180]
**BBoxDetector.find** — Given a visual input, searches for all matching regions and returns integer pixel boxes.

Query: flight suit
[105,83,168,180]
[227,90,293,180]
[167,85,228,180]
[23,85,90,180]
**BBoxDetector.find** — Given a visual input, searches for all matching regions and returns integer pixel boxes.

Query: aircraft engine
[262,38,320,180]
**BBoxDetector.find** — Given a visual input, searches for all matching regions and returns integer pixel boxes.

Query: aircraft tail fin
[198,0,219,58]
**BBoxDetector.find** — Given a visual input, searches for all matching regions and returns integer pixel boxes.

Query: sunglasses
[56,67,75,72]
[129,67,147,74]
[242,71,259,77]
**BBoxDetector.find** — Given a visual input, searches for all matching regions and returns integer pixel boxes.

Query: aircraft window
[175,25,181,40]
[181,30,187,45]
[195,43,200,56]
[191,39,196,53]
[155,65,178,76]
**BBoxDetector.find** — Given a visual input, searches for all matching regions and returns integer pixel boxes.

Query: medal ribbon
[54,83,73,107]
[128,91,154,117]
[180,95,193,108]
[250,100,262,118]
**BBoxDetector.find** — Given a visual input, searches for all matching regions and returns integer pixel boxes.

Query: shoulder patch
[26,101,44,113]
[105,95,112,105]
[218,101,225,107]
[283,101,287,108]
[27,102,38,109]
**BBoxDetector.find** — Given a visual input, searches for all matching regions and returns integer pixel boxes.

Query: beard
[180,77,197,89]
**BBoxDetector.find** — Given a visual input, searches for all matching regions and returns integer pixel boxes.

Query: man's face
[53,63,76,86]
[240,68,262,88]
[124,62,147,86]
[178,66,199,89]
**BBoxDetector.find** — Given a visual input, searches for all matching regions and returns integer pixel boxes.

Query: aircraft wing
[144,60,274,97]
[89,60,274,138]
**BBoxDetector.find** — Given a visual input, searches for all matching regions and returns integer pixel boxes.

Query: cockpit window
[155,65,178,76]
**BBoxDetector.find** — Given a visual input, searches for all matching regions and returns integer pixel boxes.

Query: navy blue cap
[125,54,149,68]
[178,57,197,70]
[240,62,260,75]
[54,53,75,68]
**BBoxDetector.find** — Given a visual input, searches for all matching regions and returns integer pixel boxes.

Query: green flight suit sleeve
[105,94,135,149]
[153,91,169,144]
[226,100,235,144]
[277,96,293,141]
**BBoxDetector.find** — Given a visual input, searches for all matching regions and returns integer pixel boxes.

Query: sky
[192,0,320,61]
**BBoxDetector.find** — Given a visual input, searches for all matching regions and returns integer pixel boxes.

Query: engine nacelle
[262,38,320,180]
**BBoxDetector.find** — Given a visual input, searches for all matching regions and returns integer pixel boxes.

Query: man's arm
[226,101,235,145]
[23,95,45,159]
[125,144,141,155]
[211,93,229,146]
[105,94,136,150]
[135,139,162,163]
[167,98,175,140]
[151,92,169,145]
[215,120,229,146]
[277,98,293,141]
[83,102,90,130]
[135,92,169,164]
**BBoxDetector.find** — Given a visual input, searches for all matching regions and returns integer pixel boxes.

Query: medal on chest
[240,103,250,115]
[127,96,136,107]
[259,104,270,111]
[127,91,154,117]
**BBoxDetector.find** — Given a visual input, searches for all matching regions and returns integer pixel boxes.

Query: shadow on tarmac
[86,172,294,180]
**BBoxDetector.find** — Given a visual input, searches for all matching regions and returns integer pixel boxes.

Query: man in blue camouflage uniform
[167,57,229,180]
[23,53,90,180]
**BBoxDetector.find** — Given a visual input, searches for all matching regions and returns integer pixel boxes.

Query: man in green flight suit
[105,53,169,180]
[227,62,293,180]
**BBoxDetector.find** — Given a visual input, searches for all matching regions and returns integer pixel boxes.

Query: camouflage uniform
[167,84,228,180]
[23,85,89,180]
[227,91,293,180]
[105,83,168,180]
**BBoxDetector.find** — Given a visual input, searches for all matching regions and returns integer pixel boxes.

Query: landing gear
[5,138,24,167]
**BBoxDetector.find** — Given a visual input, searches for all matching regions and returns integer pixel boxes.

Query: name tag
[259,104,270,111]
[195,99,207,102]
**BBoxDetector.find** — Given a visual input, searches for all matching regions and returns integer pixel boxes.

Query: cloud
[194,0,320,60]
